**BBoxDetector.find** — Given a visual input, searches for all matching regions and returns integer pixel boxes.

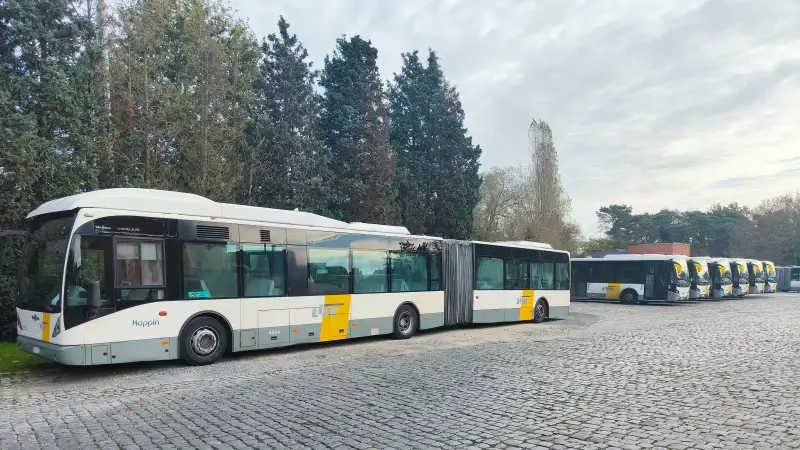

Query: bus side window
[116,240,166,303]
[182,242,238,299]
[555,262,569,290]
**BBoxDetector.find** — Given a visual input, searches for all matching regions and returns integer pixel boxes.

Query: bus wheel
[392,304,418,339]
[180,316,227,366]
[620,289,637,304]
[533,299,547,323]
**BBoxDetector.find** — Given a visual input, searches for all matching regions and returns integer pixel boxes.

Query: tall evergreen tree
[0,0,105,339]
[319,36,397,224]
[243,16,331,214]
[389,50,481,238]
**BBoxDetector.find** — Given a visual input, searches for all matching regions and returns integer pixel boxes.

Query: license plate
[32,346,40,354]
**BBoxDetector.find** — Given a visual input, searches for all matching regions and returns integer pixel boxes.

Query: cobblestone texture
[3,294,800,449]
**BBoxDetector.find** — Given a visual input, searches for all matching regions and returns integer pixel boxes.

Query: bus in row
[763,261,777,293]
[700,257,733,298]
[13,188,570,366]
[570,254,691,303]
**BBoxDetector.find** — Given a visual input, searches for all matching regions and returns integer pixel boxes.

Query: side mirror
[87,281,102,308]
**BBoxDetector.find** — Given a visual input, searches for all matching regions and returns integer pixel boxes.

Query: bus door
[571,264,588,297]
[644,263,670,300]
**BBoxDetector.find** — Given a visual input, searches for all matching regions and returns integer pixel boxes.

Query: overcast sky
[228,0,800,237]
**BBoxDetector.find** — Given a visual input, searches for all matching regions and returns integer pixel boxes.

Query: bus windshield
[672,259,690,286]
[692,260,710,284]
[715,262,732,283]
[766,264,776,280]
[672,259,689,279]
[17,215,74,313]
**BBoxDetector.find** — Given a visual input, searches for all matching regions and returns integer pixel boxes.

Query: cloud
[229,0,800,238]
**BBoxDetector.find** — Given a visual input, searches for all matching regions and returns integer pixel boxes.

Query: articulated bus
[14,188,570,366]
[687,257,711,299]
[570,254,690,303]
[707,257,733,298]
[762,261,777,293]
[746,259,765,295]
[729,258,750,297]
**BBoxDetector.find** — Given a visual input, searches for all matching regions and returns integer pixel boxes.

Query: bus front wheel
[180,316,227,366]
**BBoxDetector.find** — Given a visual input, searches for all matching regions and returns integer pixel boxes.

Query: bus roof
[470,240,569,255]
[572,254,683,262]
[27,188,423,237]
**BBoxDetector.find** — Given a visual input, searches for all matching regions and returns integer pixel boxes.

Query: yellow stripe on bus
[519,289,535,321]
[320,294,351,342]
[41,312,50,343]
[605,283,621,300]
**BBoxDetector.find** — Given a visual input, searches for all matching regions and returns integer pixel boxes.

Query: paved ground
[2,294,800,450]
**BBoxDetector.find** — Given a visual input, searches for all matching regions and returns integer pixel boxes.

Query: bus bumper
[17,335,87,365]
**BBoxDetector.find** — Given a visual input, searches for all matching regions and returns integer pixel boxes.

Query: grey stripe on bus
[16,335,176,366]
[549,306,569,319]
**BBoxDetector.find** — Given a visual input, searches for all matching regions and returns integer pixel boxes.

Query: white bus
[687,257,711,299]
[707,257,733,298]
[729,258,750,297]
[762,261,777,293]
[14,188,570,366]
[745,259,765,295]
[570,254,691,303]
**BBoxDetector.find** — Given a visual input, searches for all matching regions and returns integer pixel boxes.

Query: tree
[320,36,397,223]
[730,192,800,264]
[108,0,259,199]
[517,119,577,249]
[241,16,331,214]
[0,0,106,340]
[389,50,481,238]
[596,202,750,257]
[472,166,524,241]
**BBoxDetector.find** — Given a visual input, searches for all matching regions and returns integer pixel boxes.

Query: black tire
[392,304,418,339]
[180,316,227,366]
[532,299,547,323]
[619,289,637,305]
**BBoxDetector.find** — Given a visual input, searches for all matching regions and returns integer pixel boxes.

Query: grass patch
[0,342,45,373]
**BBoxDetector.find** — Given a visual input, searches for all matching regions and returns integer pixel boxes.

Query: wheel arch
[619,287,638,303]
[394,301,421,332]
[178,310,235,354]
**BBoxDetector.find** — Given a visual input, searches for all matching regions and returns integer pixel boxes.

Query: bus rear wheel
[620,289,637,304]
[180,316,227,366]
[392,304,418,339]
[533,299,547,323]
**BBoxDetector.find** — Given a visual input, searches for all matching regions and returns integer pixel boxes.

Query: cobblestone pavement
[3,294,800,449]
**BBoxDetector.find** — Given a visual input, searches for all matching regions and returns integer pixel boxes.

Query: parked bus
[13,188,570,366]
[762,261,777,293]
[687,257,711,299]
[570,254,691,303]
[707,257,734,298]
[746,259,765,294]
[729,258,750,297]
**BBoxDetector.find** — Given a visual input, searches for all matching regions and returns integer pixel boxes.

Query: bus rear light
[158,311,167,316]
[16,312,22,330]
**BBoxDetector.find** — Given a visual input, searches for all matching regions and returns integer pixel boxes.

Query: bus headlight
[52,319,61,338]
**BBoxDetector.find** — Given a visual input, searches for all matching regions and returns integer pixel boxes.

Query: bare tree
[473,166,524,241]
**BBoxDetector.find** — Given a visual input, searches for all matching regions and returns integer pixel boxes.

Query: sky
[228,0,800,237]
